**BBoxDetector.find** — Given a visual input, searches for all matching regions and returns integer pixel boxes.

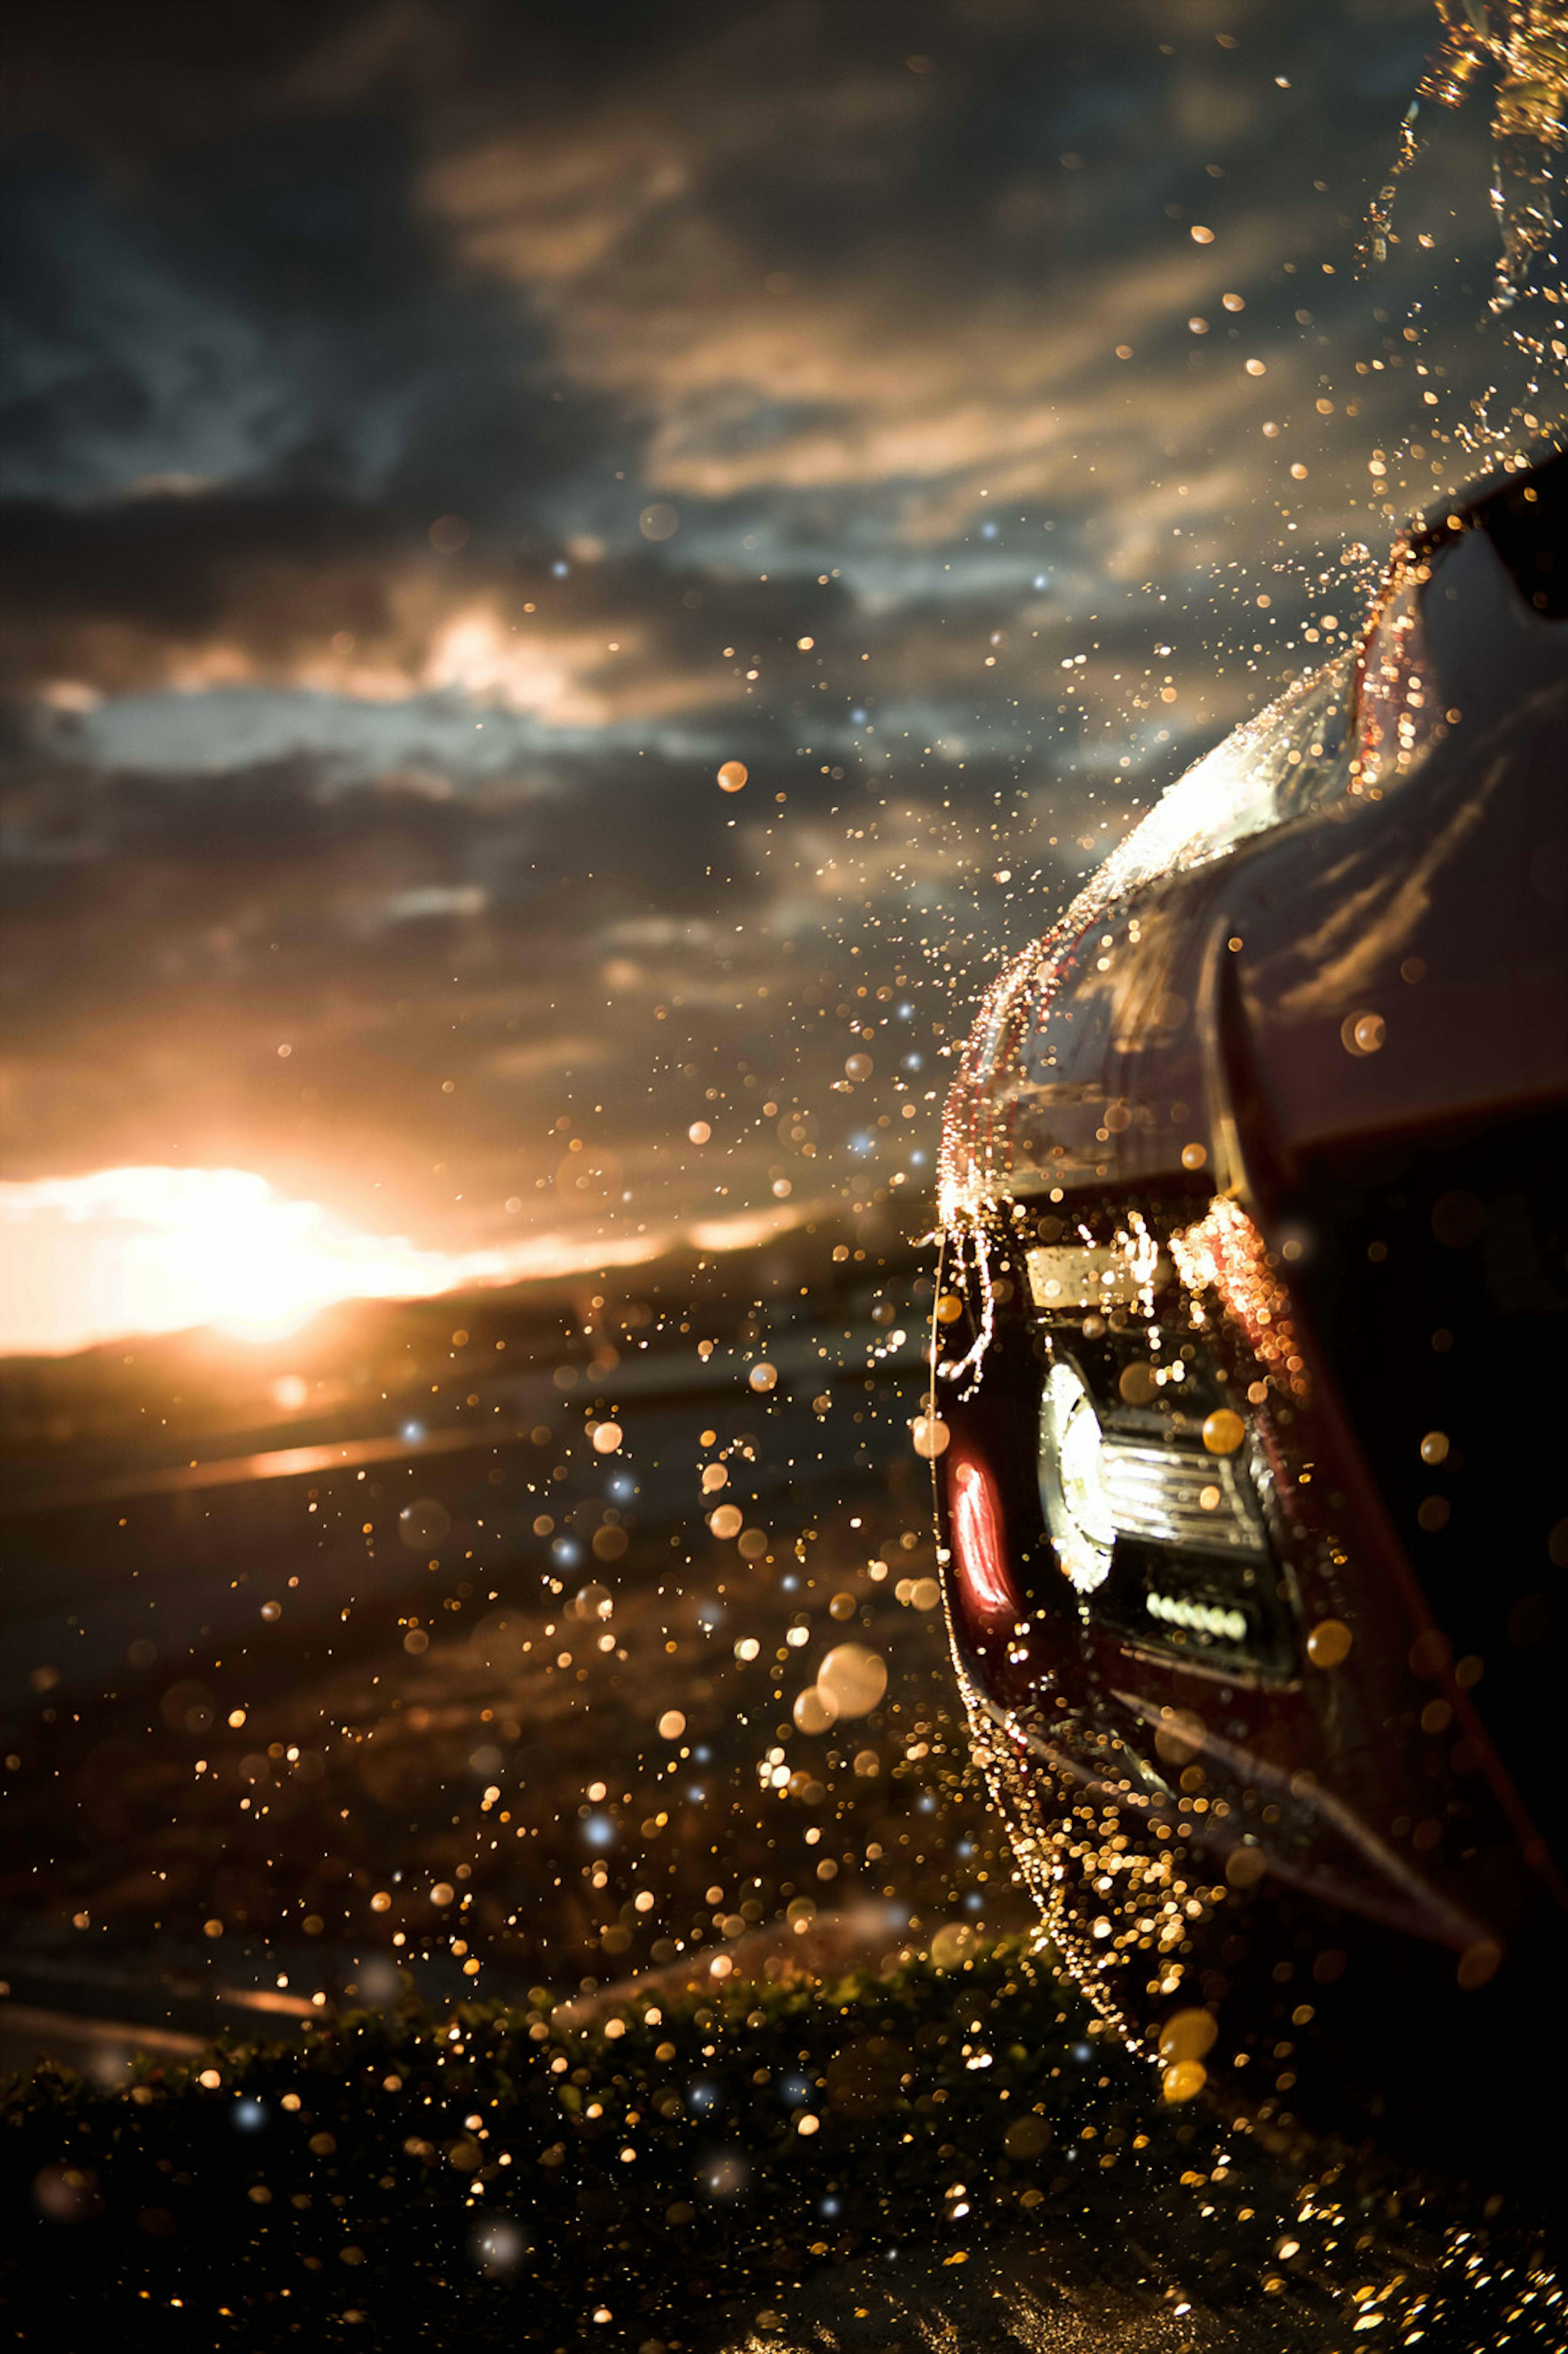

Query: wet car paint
[932,453,1568,2150]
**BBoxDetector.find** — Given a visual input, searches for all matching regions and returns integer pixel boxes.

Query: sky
[0,0,1558,1351]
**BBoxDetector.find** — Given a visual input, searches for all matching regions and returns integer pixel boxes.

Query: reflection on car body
[933,452,1568,2136]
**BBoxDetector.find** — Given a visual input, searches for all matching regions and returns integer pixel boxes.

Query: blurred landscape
[0,1210,1036,2080]
[5,1211,1561,2351]
[7,1235,1563,2352]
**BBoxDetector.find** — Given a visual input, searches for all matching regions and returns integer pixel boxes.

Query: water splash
[1362,1,1568,316]
[1488,3,1568,311]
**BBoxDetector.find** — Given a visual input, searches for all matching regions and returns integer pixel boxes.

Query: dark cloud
[1,0,1560,1336]
[0,696,1076,1265]
[0,490,840,724]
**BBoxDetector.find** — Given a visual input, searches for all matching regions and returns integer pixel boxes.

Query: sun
[0,1164,817,1356]
[0,1167,474,1355]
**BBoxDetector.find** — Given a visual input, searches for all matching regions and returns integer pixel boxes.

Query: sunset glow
[0,1166,814,1358]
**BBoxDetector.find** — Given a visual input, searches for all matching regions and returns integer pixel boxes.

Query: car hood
[941,457,1568,1229]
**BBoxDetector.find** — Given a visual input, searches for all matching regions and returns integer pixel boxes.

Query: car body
[933,452,1568,2137]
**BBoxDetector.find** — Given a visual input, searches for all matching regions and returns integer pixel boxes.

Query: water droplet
[1161,2059,1207,2102]
[1202,1408,1245,1456]
[1306,1618,1353,1669]
[792,1685,838,1734]
[817,1642,887,1719]
[1341,1010,1386,1056]
[1157,2009,1218,2065]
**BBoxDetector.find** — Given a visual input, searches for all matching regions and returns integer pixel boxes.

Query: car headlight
[1039,1355,1266,1598]
[1099,1441,1264,1554]
[1039,1361,1116,1593]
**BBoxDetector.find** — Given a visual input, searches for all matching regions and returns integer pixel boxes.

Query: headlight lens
[1040,1356,1265,1598]
[1100,1442,1263,1553]
[1040,1361,1115,1592]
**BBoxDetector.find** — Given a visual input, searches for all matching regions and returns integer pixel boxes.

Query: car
[932,449,1568,2152]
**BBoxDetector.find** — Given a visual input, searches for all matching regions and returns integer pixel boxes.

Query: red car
[933,451,1567,2147]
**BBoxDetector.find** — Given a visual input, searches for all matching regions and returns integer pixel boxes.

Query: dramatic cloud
[416,0,1485,561]
[0,494,805,724]
[1,0,1556,1349]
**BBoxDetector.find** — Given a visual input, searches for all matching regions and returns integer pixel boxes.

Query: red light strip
[949,1455,1018,1619]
